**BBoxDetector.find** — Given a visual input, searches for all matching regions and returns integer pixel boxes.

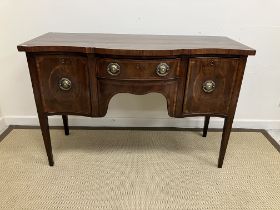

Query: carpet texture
[0,129,279,209]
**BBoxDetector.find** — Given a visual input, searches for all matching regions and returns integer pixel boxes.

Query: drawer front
[96,58,180,80]
[183,58,239,114]
[36,55,91,114]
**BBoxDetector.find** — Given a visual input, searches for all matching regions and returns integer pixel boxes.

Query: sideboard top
[18,32,256,56]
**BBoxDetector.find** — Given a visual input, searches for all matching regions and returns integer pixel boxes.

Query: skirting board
[2,115,280,130]
[0,118,7,134]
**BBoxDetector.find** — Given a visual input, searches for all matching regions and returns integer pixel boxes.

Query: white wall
[0,0,280,129]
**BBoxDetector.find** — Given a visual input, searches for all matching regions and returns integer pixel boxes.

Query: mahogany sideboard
[17,33,255,168]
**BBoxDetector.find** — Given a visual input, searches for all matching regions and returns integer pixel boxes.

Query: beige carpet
[0,129,279,209]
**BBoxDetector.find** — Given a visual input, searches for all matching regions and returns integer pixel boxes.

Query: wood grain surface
[18,33,256,56]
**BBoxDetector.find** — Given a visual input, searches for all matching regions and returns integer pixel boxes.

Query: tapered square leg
[38,114,54,166]
[218,117,234,168]
[62,115,69,136]
[202,116,210,137]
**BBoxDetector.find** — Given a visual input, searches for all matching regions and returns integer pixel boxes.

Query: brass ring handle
[156,63,169,77]
[107,63,120,76]
[59,78,72,91]
[202,80,215,93]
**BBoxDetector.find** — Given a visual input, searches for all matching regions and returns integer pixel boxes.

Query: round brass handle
[202,80,215,93]
[156,63,169,77]
[59,78,72,91]
[107,63,120,76]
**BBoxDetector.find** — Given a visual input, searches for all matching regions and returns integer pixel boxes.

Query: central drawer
[96,58,180,80]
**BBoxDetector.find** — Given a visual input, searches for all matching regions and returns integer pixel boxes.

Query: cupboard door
[36,55,91,114]
[183,58,239,115]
